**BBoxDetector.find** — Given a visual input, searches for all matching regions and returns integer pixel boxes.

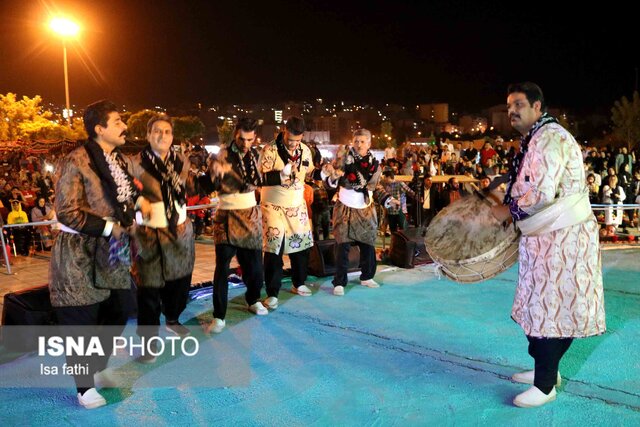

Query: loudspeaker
[308,239,360,277]
[1,285,56,352]
[389,227,432,268]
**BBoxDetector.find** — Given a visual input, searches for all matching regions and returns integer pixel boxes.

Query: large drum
[424,191,520,283]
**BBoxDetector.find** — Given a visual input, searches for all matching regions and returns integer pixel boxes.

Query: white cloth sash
[261,186,304,207]
[218,192,257,210]
[517,190,592,236]
[136,201,187,228]
[338,188,373,209]
[59,223,79,234]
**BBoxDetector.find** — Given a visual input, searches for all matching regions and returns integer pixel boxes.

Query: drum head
[424,192,520,283]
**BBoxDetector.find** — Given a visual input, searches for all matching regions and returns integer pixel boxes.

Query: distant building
[304,131,331,145]
[418,103,449,124]
[458,115,488,134]
[484,105,511,136]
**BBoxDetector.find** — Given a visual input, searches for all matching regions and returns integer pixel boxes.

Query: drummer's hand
[138,198,152,221]
[389,197,401,208]
[209,160,228,180]
[490,205,512,223]
[111,224,127,241]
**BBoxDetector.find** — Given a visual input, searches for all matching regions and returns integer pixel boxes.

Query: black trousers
[387,213,406,232]
[136,274,192,339]
[527,335,573,393]
[421,208,435,227]
[212,244,263,320]
[12,228,31,256]
[312,209,331,241]
[54,289,131,393]
[332,242,376,287]
[264,244,310,298]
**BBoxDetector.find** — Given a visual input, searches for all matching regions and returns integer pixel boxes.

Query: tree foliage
[0,92,85,141]
[374,121,396,149]
[126,109,158,140]
[217,119,234,146]
[611,91,640,149]
[173,116,205,142]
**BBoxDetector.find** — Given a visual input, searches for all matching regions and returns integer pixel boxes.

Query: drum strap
[516,190,592,236]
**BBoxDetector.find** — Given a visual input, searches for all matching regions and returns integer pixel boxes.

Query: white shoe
[333,286,345,296]
[263,296,279,310]
[291,284,312,296]
[248,301,269,315]
[512,370,561,387]
[206,318,226,334]
[78,388,107,409]
[513,386,556,408]
[360,279,380,288]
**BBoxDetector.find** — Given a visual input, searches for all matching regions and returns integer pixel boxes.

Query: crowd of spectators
[1,137,639,259]
[311,138,640,239]
[0,151,58,256]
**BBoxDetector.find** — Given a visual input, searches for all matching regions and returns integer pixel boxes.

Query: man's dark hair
[507,82,546,112]
[285,116,305,135]
[235,117,258,133]
[147,114,173,134]
[83,100,118,141]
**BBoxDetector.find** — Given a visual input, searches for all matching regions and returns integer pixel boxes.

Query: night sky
[0,0,637,113]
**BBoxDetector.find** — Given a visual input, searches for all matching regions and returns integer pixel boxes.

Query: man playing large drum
[326,129,399,296]
[492,82,605,408]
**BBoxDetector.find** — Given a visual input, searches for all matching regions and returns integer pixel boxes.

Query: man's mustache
[120,130,128,137]
[509,114,520,120]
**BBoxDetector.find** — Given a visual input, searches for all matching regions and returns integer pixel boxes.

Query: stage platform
[0,240,638,425]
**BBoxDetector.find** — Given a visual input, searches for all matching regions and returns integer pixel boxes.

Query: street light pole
[63,40,71,120]
[49,17,79,125]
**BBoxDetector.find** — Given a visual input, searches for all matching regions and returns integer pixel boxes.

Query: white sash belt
[59,223,79,234]
[517,190,592,236]
[261,186,304,207]
[136,201,187,228]
[338,188,373,209]
[218,192,257,210]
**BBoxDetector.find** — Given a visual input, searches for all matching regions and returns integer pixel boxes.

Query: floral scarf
[140,145,186,237]
[504,113,558,205]
[84,140,139,227]
[342,148,378,203]
[230,142,262,190]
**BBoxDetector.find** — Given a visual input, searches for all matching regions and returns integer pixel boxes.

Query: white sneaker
[512,370,561,387]
[513,386,556,408]
[78,388,107,409]
[291,284,312,296]
[333,286,345,296]
[263,296,279,310]
[248,301,269,315]
[207,318,226,334]
[360,279,380,288]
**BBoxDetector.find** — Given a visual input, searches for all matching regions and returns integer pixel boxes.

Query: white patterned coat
[259,140,314,255]
[510,123,606,338]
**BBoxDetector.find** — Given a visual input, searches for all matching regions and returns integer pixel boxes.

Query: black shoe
[165,321,191,337]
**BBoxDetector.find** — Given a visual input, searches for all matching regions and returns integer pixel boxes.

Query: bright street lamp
[49,18,80,123]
